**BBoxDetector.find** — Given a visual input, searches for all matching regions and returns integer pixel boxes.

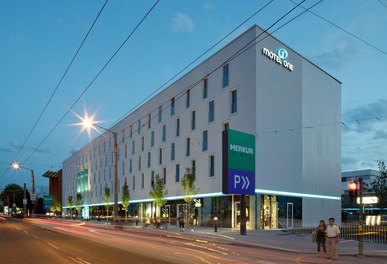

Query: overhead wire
[112,0,275,127]
[13,0,109,161]
[21,0,160,165]
[99,0,315,145]
[289,0,387,56]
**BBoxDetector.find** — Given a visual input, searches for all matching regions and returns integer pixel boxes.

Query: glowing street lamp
[10,162,36,215]
[80,116,118,222]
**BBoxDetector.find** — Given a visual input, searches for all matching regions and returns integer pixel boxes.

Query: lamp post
[82,118,118,222]
[10,162,36,216]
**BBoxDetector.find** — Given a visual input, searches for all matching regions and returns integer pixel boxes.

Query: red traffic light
[348,181,358,197]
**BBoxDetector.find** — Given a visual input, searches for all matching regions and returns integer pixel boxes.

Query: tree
[181,168,199,226]
[101,186,111,222]
[121,179,131,222]
[75,193,84,219]
[371,161,387,218]
[50,201,62,216]
[149,174,168,218]
[67,195,74,220]
[0,183,31,214]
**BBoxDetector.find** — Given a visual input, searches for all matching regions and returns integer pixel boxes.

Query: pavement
[83,220,387,258]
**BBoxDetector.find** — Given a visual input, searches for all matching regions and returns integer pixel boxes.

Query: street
[1,217,385,264]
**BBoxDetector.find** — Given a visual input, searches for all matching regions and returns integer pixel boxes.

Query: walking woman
[316,220,327,256]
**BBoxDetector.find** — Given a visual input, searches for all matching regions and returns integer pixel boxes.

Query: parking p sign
[222,129,255,195]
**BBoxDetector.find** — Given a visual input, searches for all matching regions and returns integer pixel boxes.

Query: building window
[222,63,229,88]
[175,164,180,182]
[129,159,132,173]
[132,175,135,190]
[186,137,190,157]
[151,130,155,147]
[138,119,141,134]
[176,118,180,137]
[224,122,229,131]
[231,89,237,114]
[132,141,135,155]
[129,125,133,139]
[186,89,190,108]
[209,100,215,123]
[148,113,151,129]
[162,125,166,142]
[210,155,215,177]
[191,160,196,178]
[163,168,166,184]
[202,130,208,151]
[138,156,141,171]
[147,152,151,168]
[141,173,144,189]
[122,161,125,176]
[141,136,144,151]
[159,148,162,165]
[151,171,154,187]
[203,78,208,99]
[191,110,196,130]
[171,143,175,161]
[122,130,125,142]
[171,97,175,116]
[158,105,162,123]
[124,144,127,159]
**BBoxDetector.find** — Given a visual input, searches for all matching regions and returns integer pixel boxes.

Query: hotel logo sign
[262,47,294,71]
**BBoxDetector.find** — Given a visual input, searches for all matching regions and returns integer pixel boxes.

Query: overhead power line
[21,0,160,165]
[106,0,317,143]
[113,0,275,127]
[289,0,387,56]
[13,0,109,161]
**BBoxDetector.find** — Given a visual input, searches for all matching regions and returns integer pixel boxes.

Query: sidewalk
[98,222,387,258]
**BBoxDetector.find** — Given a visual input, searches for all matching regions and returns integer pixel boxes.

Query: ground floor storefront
[70,194,307,229]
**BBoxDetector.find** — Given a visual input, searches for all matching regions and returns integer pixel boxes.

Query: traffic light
[348,181,358,197]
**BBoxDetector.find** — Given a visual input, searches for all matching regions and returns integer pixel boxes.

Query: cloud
[0,147,14,153]
[171,12,194,33]
[71,148,81,155]
[372,129,387,140]
[203,2,215,12]
[314,39,360,69]
[9,142,51,154]
[342,98,387,133]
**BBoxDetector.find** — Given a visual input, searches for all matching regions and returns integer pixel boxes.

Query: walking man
[326,217,340,259]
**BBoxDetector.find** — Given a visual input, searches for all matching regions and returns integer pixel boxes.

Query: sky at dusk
[1,0,386,192]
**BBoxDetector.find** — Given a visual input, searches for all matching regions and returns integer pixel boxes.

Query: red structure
[42,169,62,203]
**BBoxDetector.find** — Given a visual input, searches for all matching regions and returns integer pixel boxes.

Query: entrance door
[287,202,294,229]
[234,201,241,228]
[270,201,278,229]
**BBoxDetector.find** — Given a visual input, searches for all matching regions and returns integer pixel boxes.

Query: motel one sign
[262,47,294,71]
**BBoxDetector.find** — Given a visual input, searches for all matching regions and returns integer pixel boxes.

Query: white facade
[63,25,341,228]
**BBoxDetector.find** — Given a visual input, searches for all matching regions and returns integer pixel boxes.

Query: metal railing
[287,224,387,244]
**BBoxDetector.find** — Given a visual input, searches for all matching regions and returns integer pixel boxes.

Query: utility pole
[23,183,27,218]
[358,177,364,257]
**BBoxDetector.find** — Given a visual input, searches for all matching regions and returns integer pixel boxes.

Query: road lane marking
[32,235,39,239]
[68,256,91,264]
[77,257,91,264]
[24,230,29,235]
[47,242,60,250]
[185,243,228,255]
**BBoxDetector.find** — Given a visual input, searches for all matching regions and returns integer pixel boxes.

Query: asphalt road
[1,217,385,264]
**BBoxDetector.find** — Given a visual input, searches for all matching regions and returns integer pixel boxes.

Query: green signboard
[43,195,53,206]
[222,129,255,195]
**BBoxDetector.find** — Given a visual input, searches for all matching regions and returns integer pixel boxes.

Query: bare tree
[371,161,387,218]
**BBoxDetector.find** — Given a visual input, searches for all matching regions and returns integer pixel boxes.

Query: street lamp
[81,117,118,222]
[10,162,36,216]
